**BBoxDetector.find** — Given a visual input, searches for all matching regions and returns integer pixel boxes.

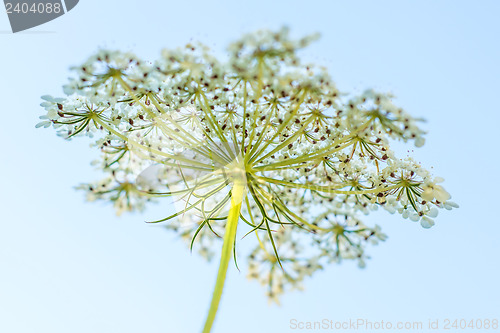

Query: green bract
[38,27,457,333]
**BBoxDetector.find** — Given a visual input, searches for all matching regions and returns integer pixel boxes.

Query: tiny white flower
[422,183,451,202]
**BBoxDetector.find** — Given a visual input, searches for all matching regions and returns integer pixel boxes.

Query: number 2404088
[5,2,62,14]
[444,319,498,330]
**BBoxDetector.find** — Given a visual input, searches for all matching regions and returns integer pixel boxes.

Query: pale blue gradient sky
[0,1,499,332]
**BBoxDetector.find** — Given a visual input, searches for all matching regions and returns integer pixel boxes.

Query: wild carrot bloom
[37,27,457,332]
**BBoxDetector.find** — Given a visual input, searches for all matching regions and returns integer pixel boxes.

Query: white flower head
[37,28,457,310]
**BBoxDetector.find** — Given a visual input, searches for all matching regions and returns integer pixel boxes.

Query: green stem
[256,175,401,195]
[202,183,246,333]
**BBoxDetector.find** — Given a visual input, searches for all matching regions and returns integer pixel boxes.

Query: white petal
[415,137,425,147]
[434,185,451,202]
[409,213,420,222]
[35,121,51,128]
[434,177,445,183]
[445,201,459,210]
[63,85,75,95]
[427,207,439,218]
[420,216,435,228]
[421,187,434,201]
[41,95,55,101]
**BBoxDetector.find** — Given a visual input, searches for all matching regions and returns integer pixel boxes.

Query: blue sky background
[0,1,499,332]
